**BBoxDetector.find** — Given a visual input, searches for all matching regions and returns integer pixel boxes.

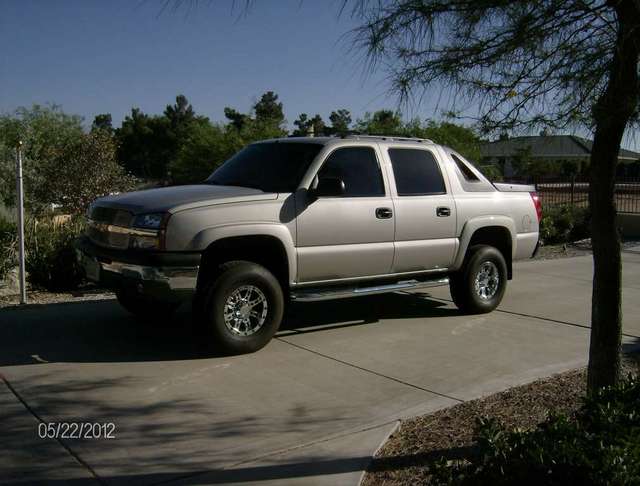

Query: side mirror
[314,177,345,197]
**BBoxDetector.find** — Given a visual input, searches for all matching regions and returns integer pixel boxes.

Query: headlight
[132,213,166,230]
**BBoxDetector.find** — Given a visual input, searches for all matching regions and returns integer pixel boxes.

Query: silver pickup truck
[76,135,540,353]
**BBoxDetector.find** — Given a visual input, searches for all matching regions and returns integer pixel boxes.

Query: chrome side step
[290,277,449,302]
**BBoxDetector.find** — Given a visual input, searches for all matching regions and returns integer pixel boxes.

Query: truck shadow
[0,291,455,366]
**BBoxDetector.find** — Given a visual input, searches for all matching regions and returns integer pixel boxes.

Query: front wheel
[200,261,284,354]
[450,245,507,314]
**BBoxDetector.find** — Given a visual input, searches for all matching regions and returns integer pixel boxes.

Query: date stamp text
[38,422,116,439]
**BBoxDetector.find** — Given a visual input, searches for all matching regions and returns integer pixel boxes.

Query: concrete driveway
[2,251,640,486]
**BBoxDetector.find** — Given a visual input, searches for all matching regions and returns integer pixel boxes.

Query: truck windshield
[207,142,323,193]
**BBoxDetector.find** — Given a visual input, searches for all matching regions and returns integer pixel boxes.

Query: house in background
[480,135,640,178]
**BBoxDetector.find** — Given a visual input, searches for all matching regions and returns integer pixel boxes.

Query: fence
[503,176,640,214]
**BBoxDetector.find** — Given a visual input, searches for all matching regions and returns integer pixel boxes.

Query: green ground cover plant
[431,376,640,486]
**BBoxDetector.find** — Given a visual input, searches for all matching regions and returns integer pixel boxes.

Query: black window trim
[313,145,387,198]
[387,147,448,197]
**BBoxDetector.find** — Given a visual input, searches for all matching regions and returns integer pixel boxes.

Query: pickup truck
[76,135,540,353]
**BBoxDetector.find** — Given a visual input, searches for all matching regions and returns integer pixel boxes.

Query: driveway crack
[424,295,640,340]
[274,336,464,403]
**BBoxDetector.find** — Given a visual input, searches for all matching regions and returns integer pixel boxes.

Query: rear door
[386,147,457,272]
[295,145,395,282]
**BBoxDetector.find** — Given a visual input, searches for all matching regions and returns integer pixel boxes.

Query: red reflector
[530,192,542,222]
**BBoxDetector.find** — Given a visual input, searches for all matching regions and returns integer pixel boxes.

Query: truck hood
[94,184,277,214]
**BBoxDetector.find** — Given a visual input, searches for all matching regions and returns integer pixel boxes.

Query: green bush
[25,216,85,291]
[0,216,17,280]
[540,205,590,244]
[432,376,640,485]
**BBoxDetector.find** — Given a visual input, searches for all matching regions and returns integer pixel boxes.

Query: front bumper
[75,236,200,302]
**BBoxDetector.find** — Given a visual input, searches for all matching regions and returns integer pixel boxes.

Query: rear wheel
[450,245,507,314]
[199,261,284,354]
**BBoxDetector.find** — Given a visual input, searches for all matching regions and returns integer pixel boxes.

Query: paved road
[1,251,639,486]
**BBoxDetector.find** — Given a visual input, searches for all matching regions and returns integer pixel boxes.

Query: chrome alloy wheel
[223,285,269,336]
[474,261,500,300]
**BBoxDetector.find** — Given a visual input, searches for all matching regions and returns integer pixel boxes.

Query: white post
[15,141,26,304]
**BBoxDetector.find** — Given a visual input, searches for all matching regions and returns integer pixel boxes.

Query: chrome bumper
[76,249,199,292]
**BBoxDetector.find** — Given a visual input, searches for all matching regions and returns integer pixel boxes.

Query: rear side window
[318,147,385,197]
[451,153,480,182]
[388,149,446,196]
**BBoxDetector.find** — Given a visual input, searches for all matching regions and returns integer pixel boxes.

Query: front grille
[87,205,133,249]
[87,224,130,249]
[89,206,133,227]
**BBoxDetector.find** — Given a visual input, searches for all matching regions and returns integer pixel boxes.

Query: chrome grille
[89,206,133,227]
[87,223,130,249]
[87,206,133,249]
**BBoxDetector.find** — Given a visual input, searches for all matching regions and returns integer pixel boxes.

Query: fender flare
[190,223,297,284]
[452,216,516,271]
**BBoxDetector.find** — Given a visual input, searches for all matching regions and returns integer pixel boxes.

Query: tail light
[530,192,542,222]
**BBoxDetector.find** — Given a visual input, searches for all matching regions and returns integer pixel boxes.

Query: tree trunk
[587,0,640,392]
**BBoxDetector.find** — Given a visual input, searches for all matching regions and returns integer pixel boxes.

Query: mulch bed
[362,355,640,486]
[534,238,640,260]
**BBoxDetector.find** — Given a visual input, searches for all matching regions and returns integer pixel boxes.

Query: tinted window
[207,142,322,192]
[389,149,446,196]
[451,153,480,182]
[318,147,385,197]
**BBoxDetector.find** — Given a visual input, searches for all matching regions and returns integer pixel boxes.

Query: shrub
[33,130,135,215]
[431,376,640,485]
[540,205,590,245]
[0,106,133,215]
[0,215,17,280]
[478,164,503,182]
[24,216,85,291]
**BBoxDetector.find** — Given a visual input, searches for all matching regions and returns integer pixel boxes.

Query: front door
[295,146,395,283]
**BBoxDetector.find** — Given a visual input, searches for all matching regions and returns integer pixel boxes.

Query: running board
[290,277,450,302]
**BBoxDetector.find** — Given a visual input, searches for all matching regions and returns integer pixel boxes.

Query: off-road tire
[450,245,507,314]
[199,261,284,354]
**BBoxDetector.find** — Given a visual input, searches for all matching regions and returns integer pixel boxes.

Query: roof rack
[342,134,434,144]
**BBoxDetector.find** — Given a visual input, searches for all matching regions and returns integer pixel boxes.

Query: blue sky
[1,0,638,151]
[0,0,413,127]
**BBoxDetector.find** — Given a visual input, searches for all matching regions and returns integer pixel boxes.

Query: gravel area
[362,355,640,486]
[0,286,114,309]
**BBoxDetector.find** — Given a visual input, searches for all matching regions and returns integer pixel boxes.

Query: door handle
[376,207,393,219]
[436,206,451,217]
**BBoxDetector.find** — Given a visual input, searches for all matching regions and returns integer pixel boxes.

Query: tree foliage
[169,123,243,184]
[253,91,285,127]
[0,105,84,210]
[34,130,134,214]
[355,109,404,135]
[329,109,352,134]
[91,113,113,134]
[292,113,326,136]
[348,0,627,134]
[116,94,208,180]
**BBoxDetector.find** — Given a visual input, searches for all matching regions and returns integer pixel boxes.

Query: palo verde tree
[347,0,640,390]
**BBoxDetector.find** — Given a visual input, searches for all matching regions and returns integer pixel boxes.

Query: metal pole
[15,141,27,304]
